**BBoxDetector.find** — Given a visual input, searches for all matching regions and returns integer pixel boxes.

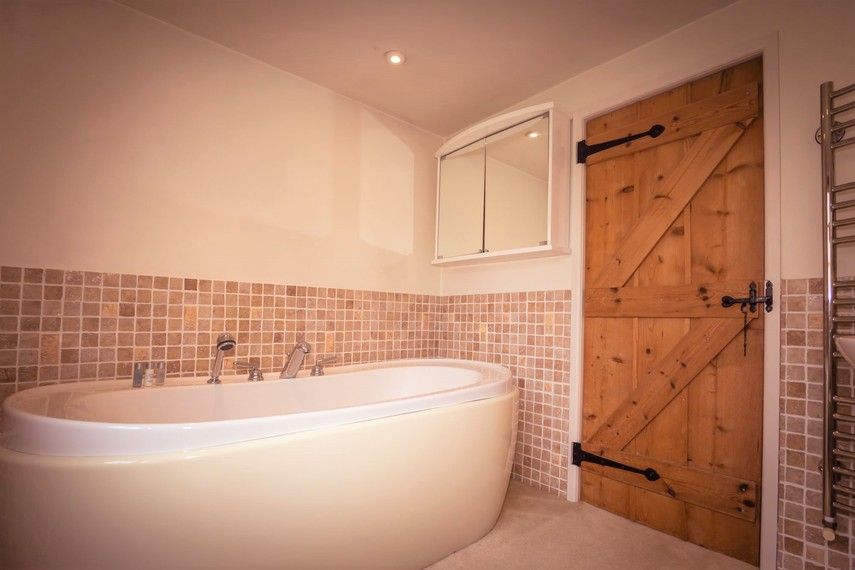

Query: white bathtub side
[0,390,518,569]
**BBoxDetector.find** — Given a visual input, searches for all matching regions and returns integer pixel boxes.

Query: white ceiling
[115,0,738,137]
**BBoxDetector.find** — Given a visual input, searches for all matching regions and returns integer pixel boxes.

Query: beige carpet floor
[427,481,757,570]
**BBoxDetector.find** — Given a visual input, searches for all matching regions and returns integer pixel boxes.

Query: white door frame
[566,32,781,569]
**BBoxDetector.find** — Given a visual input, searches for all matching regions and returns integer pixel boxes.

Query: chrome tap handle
[311,356,337,376]
[234,360,263,381]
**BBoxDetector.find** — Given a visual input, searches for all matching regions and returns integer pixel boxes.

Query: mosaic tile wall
[0,265,572,497]
[779,278,855,569]
[0,266,443,393]
[440,292,573,496]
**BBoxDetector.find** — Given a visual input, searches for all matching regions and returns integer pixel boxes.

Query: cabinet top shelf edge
[432,244,571,267]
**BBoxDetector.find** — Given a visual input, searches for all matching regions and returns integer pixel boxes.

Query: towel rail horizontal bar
[832,98,855,115]
[833,280,855,288]
[832,181,855,194]
[832,137,855,151]
[834,501,855,513]
[833,412,855,423]
[831,218,855,229]
[832,82,855,98]
[832,316,855,323]
[833,465,855,478]
[832,199,855,212]
[832,235,855,245]
[833,117,855,133]
[833,395,855,405]
[832,448,855,461]
[832,431,855,442]
[833,484,855,497]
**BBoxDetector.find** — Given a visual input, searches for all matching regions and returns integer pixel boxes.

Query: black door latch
[721,281,773,313]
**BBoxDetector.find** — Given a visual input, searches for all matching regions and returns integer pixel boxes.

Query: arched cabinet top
[436,103,556,158]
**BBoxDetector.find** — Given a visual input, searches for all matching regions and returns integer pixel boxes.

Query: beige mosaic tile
[779,278,855,569]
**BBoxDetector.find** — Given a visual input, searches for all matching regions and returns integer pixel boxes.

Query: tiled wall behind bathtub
[0,266,444,392]
[779,278,855,569]
[440,292,572,496]
[0,265,572,497]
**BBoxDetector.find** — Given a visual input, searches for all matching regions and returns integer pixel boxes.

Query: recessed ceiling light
[525,131,540,139]
[385,50,406,65]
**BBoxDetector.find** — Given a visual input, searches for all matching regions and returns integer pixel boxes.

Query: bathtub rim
[1,358,513,457]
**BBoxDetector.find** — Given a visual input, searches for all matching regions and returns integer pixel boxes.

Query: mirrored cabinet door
[484,113,549,253]
[433,102,570,266]
[437,139,486,259]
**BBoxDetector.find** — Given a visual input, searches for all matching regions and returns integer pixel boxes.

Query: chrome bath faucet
[280,341,310,379]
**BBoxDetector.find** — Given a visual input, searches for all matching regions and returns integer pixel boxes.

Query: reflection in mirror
[437,139,486,258]
[433,101,569,266]
[484,114,549,252]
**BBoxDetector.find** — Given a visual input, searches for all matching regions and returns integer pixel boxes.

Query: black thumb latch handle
[721,281,774,313]
[572,442,661,482]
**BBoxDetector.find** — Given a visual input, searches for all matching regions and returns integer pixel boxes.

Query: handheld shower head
[209,333,236,384]
[216,333,236,352]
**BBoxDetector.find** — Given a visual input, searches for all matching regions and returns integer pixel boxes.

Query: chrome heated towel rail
[821,79,855,541]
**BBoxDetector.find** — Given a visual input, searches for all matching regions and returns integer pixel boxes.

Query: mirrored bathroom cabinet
[433,102,570,266]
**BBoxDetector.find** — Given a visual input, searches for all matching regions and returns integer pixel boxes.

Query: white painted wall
[440,0,855,295]
[0,0,442,294]
[7,1,847,296]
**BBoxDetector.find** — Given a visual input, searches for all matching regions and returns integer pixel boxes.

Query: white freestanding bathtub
[0,359,517,569]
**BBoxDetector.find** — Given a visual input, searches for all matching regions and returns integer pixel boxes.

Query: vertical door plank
[687,505,760,563]
[585,156,637,278]
[633,318,691,464]
[581,472,633,519]
[632,487,689,540]
[582,318,635,437]
[583,96,641,529]
[632,85,691,520]
[685,61,764,566]
[708,327,764,481]
[686,113,729,484]
[723,118,765,283]
[710,115,765,484]
[687,357,720,473]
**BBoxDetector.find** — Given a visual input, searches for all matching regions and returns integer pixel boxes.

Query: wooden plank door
[581,58,764,565]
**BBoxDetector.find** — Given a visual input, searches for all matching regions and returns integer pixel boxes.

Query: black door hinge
[572,442,660,482]
[577,124,665,164]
